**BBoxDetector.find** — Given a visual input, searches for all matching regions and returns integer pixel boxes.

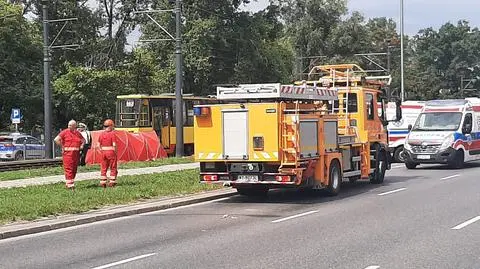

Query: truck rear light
[275,176,290,182]
[203,175,218,181]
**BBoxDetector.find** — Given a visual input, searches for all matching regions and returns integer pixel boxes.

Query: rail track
[0,159,62,172]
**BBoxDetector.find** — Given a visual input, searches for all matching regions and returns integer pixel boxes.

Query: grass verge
[0,157,194,182]
[0,169,221,225]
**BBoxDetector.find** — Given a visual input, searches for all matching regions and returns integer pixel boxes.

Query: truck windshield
[412,112,463,131]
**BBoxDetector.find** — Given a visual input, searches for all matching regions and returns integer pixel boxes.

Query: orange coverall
[98,130,118,186]
[59,129,84,188]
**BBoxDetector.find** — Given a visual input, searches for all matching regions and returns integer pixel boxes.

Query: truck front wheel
[371,147,387,184]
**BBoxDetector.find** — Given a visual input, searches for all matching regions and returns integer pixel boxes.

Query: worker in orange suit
[98,119,118,187]
[54,120,85,190]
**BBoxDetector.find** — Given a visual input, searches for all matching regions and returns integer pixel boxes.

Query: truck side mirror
[395,99,402,121]
[408,124,412,131]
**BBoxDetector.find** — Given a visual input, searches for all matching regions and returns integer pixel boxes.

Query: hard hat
[103,119,114,127]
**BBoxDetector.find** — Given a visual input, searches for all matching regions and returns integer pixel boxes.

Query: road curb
[0,188,237,240]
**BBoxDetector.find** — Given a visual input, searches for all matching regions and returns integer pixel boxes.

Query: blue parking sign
[11,108,21,124]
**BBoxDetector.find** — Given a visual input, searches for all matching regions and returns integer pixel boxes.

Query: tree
[0,2,43,131]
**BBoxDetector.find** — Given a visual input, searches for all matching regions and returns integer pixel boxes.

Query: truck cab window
[366,93,375,120]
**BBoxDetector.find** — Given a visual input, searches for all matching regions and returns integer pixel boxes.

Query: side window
[15,137,26,144]
[365,93,375,120]
[347,93,358,113]
[463,113,473,130]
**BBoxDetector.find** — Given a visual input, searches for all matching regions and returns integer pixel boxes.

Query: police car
[0,133,46,161]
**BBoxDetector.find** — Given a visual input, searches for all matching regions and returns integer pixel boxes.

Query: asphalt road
[0,163,479,269]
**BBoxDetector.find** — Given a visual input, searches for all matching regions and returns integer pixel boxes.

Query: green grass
[0,169,221,225]
[0,157,194,182]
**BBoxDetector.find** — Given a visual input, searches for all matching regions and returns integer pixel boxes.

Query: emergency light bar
[216,83,338,101]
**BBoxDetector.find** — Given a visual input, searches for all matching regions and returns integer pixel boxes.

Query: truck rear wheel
[326,160,341,196]
[236,187,268,197]
[370,147,387,184]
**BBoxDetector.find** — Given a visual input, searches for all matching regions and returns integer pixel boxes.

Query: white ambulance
[403,98,480,169]
[385,101,425,162]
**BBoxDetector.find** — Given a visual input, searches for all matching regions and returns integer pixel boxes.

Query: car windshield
[412,112,463,131]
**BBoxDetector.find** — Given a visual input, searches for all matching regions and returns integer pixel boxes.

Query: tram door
[152,101,172,149]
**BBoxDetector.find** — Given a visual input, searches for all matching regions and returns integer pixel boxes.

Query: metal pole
[400,0,405,102]
[43,1,53,159]
[174,0,184,157]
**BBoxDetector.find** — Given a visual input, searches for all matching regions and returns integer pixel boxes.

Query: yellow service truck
[194,64,401,196]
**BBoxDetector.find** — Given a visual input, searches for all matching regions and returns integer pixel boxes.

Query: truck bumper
[199,172,299,188]
[403,147,456,164]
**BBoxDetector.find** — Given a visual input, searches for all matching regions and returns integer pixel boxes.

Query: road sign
[11,108,21,124]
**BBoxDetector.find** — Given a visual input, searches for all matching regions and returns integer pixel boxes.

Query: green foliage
[0,1,42,130]
[0,169,220,224]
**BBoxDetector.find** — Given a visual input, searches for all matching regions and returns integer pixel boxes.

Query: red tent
[85,130,168,164]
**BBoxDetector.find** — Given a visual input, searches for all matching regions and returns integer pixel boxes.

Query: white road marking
[91,253,157,269]
[440,174,460,180]
[377,188,407,196]
[391,164,404,169]
[451,216,480,230]
[364,266,380,269]
[272,210,318,223]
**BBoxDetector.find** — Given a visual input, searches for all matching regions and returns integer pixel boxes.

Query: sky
[241,0,480,35]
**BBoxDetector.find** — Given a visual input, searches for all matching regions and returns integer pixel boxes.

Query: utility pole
[400,0,405,102]
[41,1,79,159]
[174,0,184,157]
[134,1,184,157]
[42,1,52,158]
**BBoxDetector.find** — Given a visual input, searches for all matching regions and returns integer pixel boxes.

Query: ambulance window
[463,113,472,129]
[347,93,358,113]
[366,93,375,120]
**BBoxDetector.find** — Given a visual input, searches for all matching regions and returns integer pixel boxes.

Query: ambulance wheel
[371,147,387,184]
[326,160,341,196]
[405,161,418,169]
[448,150,464,169]
[14,151,23,161]
[236,187,268,197]
[393,146,405,163]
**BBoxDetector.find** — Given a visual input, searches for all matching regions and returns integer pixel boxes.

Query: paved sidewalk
[0,162,200,189]
[0,188,237,240]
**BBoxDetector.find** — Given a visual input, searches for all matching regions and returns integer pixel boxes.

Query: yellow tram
[115,94,217,155]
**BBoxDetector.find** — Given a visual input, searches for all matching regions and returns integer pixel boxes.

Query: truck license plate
[417,155,431,160]
[237,175,259,183]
